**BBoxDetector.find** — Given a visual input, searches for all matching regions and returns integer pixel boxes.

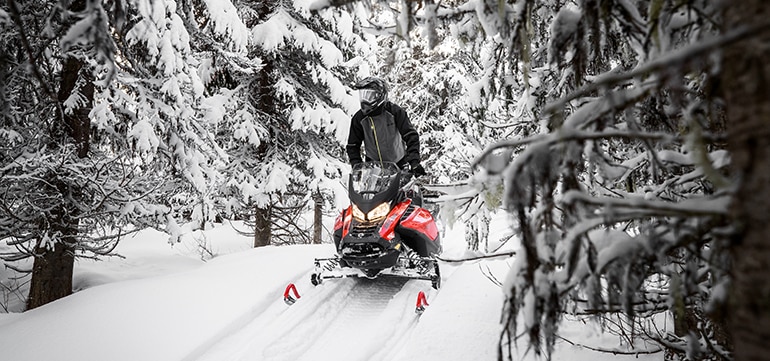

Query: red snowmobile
[311,161,442,289]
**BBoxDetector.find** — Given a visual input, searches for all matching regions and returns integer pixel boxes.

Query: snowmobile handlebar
[399,168,425,191]
[399,163,428,185]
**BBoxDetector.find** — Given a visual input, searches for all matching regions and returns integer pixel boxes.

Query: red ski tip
[283,283,301,306]
[415,291,429,315]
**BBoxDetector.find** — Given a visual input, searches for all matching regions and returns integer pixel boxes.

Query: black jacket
[346,101,420,167]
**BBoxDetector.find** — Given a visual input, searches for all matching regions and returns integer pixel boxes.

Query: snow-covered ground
[0,215,663,360]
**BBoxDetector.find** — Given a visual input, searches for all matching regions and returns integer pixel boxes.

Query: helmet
[354,77,388,115]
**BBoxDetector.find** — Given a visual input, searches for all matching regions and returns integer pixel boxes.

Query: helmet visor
[359,88,381,104]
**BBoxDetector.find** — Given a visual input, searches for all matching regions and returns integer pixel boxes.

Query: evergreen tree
[0,0,239,309]
[453,1,733,359]
[213,0,371,246]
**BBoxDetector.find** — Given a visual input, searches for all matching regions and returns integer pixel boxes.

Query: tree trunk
[27,188,79,310]
[723,1,770,359]
[26,44,92,309]
[26,240,76,310]
[247,0,278,249]
[58,56,93,158]
[254,204,272,248]
[313,190,322,244]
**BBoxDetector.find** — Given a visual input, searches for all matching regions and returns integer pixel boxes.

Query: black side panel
[333,227,342,250]
[396,226,440,257]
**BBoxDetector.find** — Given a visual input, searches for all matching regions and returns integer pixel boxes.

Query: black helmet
[354,77,388,115]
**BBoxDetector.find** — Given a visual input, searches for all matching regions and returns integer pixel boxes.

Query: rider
[346,77,427,178]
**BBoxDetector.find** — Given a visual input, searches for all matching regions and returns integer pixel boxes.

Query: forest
[1,0,769,360]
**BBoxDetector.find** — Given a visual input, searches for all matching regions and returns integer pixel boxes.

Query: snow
[0,216,662,361]
[251,9,343,68]
[128,118,161,154]
[548,7,581,64]
[201,0,249,52]
[251,16,288,51]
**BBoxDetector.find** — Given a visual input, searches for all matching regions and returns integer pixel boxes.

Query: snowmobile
[311,161,442,289]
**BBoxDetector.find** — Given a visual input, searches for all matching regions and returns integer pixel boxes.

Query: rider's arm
[346,113,365,165]
[391,103,420,166]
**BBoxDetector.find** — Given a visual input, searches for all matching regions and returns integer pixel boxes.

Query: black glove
[410,162,427,177]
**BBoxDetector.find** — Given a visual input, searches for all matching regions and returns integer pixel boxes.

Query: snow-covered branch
[544,22,770,114]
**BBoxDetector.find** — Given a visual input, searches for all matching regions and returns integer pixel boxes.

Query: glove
[410,162,427,177]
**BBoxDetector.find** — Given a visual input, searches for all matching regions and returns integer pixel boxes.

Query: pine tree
[213,0,371,246]
[451,1,735,359]
[0,0,232,309]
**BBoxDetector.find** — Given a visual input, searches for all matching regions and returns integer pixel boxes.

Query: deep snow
[0,216,663,360]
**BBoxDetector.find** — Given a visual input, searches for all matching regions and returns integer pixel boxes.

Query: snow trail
[266,276,408,361]
[192,273,432,361]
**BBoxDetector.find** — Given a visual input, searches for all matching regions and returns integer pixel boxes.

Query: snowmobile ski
[283,283,301,306]
[415,291,429,315]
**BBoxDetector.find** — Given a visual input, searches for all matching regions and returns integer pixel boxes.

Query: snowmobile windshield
[350,162,400,199]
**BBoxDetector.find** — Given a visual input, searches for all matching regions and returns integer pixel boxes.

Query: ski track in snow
[191,272,434,361]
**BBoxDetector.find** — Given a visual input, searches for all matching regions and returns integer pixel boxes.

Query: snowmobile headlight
[367,203,390,221]
[352,204,366,222]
